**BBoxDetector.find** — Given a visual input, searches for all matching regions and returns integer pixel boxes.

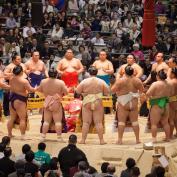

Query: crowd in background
[0,0,177,74]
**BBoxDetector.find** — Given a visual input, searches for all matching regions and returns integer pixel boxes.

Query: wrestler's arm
[24,80,36,93]
[4,66,13,78]
[56,60,63,75]
[103,61,114,75]
[146,83,156,99]
[144,63,156,84]
[75,82,84,94]
[103,82,110,96]
[77,59,84,74]
[0,82,10,90]
[61,81,68,96]
[116,66,123,80]
[24,62,33,74]
[111,80,121,93]
[135,65,143,78]
[43,63,49,78]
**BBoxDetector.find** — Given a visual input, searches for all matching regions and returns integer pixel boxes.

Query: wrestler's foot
[40,134,46,142]
[100,140,107,145]
[163,138,170,142]
[116,140,123,145]
[79,140,86,144]
[136,140,141,144]
[20,134,26,140]
[152,137,157,143]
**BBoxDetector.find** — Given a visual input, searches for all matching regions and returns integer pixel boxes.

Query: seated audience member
[105,165,116,177]
[0,147,15,176]
[120,158,136,177]
[25,151,40,177]
[74,161,90,177]
[35,142,51,166]
[16,144,31,162]
[96,162,110,177]
[0,143,5,159]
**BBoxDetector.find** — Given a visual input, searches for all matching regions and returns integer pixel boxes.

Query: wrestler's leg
[15,101,28,139]
[129,108,140,144]
[92,100,106,145]
[52,105,64,142]
[174,110,177,136]
[150,106,162,142]
[160,106,170,142]
[42,109,52,138]
[117,104,129,145]
[80,105,92,144]
[7,105,17,137]
[169,106,175,138]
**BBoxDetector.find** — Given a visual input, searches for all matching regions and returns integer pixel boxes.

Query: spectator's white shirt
[10,46,21,56]
[68,0,79,11]
[89,0,99,4]
[6,17,17,29]
[129,29,140,42]
[91,37,105,45]
[100,21,110,32]
[23,26,36,38]
[124,18,134,29]
[79,0,85,8]
[43,5,54,13]
[0,152,4,159]
[110,19,120,31]
[51,27,64,41]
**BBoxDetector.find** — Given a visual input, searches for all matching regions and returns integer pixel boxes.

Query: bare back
[38,78,67,97]
[76,77,109,96]
[9,77,33,96]
[146,80,171,98]
[112,76,144,96]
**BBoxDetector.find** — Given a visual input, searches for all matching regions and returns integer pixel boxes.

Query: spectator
[87,166,98,177]
[23,21,36,38]
[51,23,64,42]
[123,12,134,29]
[16,144,31,162]
[8,160,26,177]
[40,41,53,60]
[0,147,15,176]
[43,0,54,13]
[105,165,116,177]
[68,0,79,13]
[81,21,92,39]
[131,43,144,62]
[155,0,166,14]
[91,16,101,31]
[129,24,141,43]
[0,143,5,159]
[74,161,90,177]
[34,142,51,166]
[154,166,165,177]
[100,16,110,32]
[131,167,140,177]
[91,33,105,45]
[6,12,17,29]
[78,66,90,83]
[44,158,61,177]
[25,151,40,177]
[1,136,11,147]
[120,158,136,177]
[96,162,110,177]
[78,45,91,67]
[58,134,87,177]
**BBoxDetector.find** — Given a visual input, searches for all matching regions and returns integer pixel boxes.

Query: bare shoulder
[152,62,157,69]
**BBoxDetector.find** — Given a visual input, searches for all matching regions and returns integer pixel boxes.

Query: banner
[142,0,156,47]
